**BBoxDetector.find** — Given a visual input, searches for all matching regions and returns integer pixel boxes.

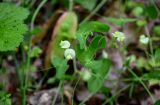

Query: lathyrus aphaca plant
[47,9,111,93]
[45,11,78,79]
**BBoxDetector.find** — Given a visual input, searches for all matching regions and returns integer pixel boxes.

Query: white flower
[139,35,149,45]
[64,48,75,60]
[112,31,125,42]
[60,40,70,49]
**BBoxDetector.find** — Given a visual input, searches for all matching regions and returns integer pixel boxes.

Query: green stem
[150,0,160,16]
[30,0,48,30]
[52,81,63,105]
[145,26,153,56]
[28,0,37,9]
[80,0,108,24]
[79,93,94,105]
[127,67,155,103]
[36,69,49,91]
[80,93,94,105]
[102,84,130,105]
[69,0,74,12]
[61,83,64,105]
[21,0,48,104]
[72,75,81,105]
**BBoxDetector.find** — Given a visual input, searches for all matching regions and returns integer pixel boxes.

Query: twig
[52,81,63,105]
[79,93,94,105]
[69,0,74,12]
[72,75,81,105]
[102,84,130,105]
[30,0,48,30]
[144,26,153,56]
[127,67,155,103]
[80,0,108,24]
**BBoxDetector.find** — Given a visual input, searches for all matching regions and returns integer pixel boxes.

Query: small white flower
[112,31,125,42]
[64,48,75,60]
[60,40,70,49]
[139,35,149,45]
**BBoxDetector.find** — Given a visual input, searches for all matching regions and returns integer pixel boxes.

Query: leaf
[30,27,42,35]
[132,6,143,17]
[153,25,160,36]
[76,35,106,65]
[87,59,111,93]
[155,48,160,61]
[0,91,11,105]
[47,77,56,84]
[0,3,29,51]
[106,17,136,26]
[76,21,110,93]
[77,21,109,49]
[75,0,97,11]
[142,70,160,80]
[145,5,158,19]
[154,100,160,105]
[87,35,106,59]
[29,47,42,58]
[52,56,69,79]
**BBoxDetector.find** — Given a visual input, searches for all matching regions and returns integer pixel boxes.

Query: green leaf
[106,17,136,26]
[145,5,158,19]
[153,25,160,36]
[75,0,97,11]
[0,91,11,105]
[52,56,69,79]
[86,59,111,77]
[154,100,160,105]
[132,6,143,17]
[142,70,160,80]
[88,74,103,93]
[0,3,29,51]
[47,77,56,84]
[77,21,109,49]
[155,48,160,62]
[76,23,110,93]
[30,27,42,35]
[76,35,106,64]
[87,59,111,93]
[30,47,42,58]
[87,35,106,59]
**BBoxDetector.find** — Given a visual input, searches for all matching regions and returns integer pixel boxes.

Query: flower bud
[60,40,70,49]
[112,31,125,42]
[139,35,149,45]
[64,48,75,60]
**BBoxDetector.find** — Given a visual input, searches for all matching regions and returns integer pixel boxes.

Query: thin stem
[150,0,160,16]
[52,81,63,105]
[145,26,153,56]
[80,0,107,24]
[79,93,94,105]
[36,69,49,91]
[30,0,48,30]
[28,0,37,9]
[127,68,155,103]
[61,82,64,105]
[69,0,74,12]
[21,0,48,104]
[72,75,81,105]
[73,58,77,72]
[102,84,130,105]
